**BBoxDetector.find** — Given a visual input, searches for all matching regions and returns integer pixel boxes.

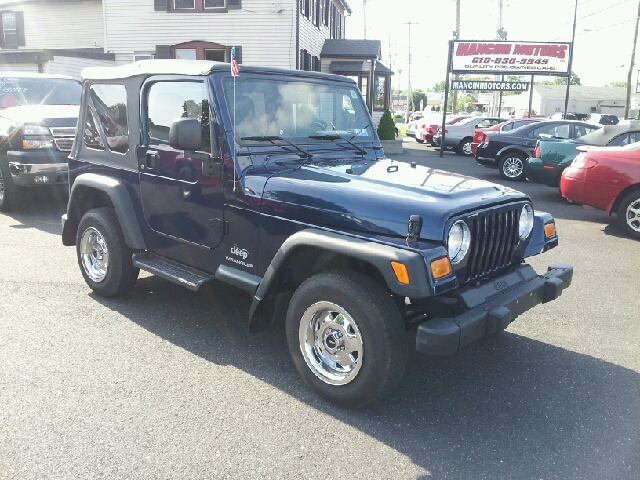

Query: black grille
[464,207,521,283]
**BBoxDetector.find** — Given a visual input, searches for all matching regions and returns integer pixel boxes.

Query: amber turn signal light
[430,257,452,279]
[391,261,410,285]
[544,222,556,238]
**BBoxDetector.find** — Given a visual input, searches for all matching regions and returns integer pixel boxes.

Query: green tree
[554,72,581,85]
[377,108,396,140]
[605,81,627,88]
[411,89,428,111]
[431,81,446,92]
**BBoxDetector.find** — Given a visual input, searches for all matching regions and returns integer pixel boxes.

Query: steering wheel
[297,121,327,135]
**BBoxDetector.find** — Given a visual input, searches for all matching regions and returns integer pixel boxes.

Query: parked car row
[412,115,640,240]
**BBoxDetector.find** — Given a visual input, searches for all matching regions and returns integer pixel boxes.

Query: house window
[204,49,225,61]
[322,0,328,26]
[175,48,197,59]
[304,0,310,18]
[374,75,386,110]
[204,0,240,7]
[169,0,241,11]
[360,76,367,106]
[174,0,195,9]
[134,53,154,62]
[1,11,22,49]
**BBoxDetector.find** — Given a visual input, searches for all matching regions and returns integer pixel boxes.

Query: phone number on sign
[471,57,550,65]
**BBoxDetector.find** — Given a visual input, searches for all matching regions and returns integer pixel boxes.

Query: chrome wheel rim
[299,301,364,386]
[462,142,472,155]
[80,227,109,282]
[625,197,640,233]
[503,157,524,178]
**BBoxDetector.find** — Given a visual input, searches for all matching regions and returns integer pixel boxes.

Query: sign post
[440,40,454,158]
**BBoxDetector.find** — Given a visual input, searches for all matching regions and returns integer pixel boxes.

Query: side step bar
[132,252,214,291]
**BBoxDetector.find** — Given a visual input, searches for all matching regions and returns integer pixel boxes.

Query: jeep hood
[1,105,79,127]
[260,158,528,241]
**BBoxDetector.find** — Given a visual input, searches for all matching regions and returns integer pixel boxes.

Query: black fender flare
[248,228,436,329]
[496,145,531,161]
[62,173,146,250]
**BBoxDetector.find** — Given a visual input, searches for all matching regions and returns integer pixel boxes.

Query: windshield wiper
[241,135,312,159]
[308,131,367,156]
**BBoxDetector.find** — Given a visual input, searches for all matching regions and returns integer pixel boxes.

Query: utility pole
[564,0,578,118]
[402,21,418,122]
[363,0,368,39]
[625,0,640,119]
[452,0,461,114]
[492,0,504,116]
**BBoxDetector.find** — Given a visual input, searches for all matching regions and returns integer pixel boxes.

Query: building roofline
[81,59,358,82]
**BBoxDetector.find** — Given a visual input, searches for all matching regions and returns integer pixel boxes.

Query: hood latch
[407,215,423,241]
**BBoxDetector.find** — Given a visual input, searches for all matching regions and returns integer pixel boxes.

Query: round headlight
[447,220,471,264]
[519,204,534,240]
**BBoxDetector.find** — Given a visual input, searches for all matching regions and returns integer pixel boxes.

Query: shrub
[377,108,396,140]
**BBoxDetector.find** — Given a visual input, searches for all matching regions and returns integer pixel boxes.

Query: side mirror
[169,118,202,151]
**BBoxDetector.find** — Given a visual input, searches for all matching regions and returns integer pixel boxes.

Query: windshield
[223,77,374,144]
[0,77,81,109]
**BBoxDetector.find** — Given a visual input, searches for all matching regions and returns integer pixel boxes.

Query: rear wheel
[76,207,139,297]
[456,137,473,156]
[499,153,527,181]
[285,271,407,409]
[616,190,640,239]
[415,138,425,144]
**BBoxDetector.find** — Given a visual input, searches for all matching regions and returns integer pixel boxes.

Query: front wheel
[0,156,21,212]
[456,137,473,156]
[617,190,640,239]
[76,207,139,297]
[499,153,527,181]
[285,271,407,409]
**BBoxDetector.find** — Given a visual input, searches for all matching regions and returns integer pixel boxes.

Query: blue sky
[346,0,637,90]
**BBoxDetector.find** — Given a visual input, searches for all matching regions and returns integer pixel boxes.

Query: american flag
[231,47,240,77]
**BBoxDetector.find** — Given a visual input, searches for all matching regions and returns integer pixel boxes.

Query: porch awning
[328,61,364,73]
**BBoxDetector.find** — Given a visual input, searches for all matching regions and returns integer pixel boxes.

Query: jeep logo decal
[231,245,249,260]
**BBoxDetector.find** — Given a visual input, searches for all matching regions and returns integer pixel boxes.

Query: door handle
[145,151,159,170]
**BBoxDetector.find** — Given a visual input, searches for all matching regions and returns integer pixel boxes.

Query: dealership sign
[451,81,530,91]
[452,41,571,75]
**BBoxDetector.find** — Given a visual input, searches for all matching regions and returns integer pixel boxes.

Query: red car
[471,118,543,155]
[422,115,470,146]
[561,143,640,239]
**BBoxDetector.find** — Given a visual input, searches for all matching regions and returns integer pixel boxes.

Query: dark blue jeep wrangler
[61,60,573,408]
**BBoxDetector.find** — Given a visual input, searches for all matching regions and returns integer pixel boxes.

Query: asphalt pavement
[0,142,638,479]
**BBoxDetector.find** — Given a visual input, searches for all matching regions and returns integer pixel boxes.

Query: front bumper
[7,150,69,186]
[416,262,573,355]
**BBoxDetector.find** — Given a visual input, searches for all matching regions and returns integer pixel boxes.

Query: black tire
[499,153,527,181]
[616,190,640,240]
[415,138,425,144]
[285,270,407,409]
[0,155,21,212]
[456,137,473,156]
[429,141,437,147]
[76,207,139,297]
